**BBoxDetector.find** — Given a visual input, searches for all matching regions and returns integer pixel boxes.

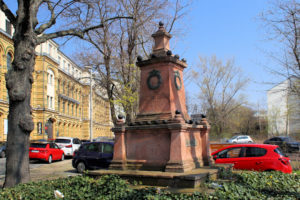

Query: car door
[240,147,268,171]
[54,143,63,159]
[215,147,244,169]
[49,143,59,160]
[98,143,114,167]
[85,143,102,168]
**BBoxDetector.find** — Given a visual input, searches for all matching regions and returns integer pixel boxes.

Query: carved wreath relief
[174,71,182,90]
[147,69,162,90]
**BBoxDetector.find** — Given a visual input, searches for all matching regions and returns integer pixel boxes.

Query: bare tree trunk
[4,3,36,187]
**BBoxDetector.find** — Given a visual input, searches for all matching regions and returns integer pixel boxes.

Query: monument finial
[152,21,172,54]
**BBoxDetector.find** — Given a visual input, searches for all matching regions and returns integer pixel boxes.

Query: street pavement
[0,158,78,187]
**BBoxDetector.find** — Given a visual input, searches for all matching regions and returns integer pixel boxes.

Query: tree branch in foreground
[36,16,133,44]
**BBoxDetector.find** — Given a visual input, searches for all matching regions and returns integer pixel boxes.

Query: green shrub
[212,171,300,199]
[1,172,299,200]
[0,175,207,200]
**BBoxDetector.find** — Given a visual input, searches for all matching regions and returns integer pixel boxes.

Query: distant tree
[74,0,190,124]
[261,0,300,95]
[0,0,131,188]
[191,55,249,136]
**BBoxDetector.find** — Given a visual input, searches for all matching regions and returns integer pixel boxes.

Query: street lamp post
[86,66,93,141]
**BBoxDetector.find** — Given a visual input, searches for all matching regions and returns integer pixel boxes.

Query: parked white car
[54,137,81,157]
[226,135,253,144]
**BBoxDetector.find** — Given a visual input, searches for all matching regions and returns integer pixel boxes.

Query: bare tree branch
[35,0,67,34]
[37,16,133,44]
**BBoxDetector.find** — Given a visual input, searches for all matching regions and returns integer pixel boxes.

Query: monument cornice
[136,56,187,68]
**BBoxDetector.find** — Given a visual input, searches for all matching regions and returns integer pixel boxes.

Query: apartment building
[267,77,300,137]
[0,11,112,141]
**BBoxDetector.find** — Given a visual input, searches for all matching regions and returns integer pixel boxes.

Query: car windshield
[274,147,286,157]
[55,139,71,143]
[30,143,47,148]
[230,136,239,140]
[282,137,295,142]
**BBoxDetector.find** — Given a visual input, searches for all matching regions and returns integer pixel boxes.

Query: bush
[0,175,207,200]
[212,171,300,199]
[0,172,299,199]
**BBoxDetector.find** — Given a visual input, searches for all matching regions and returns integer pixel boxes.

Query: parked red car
[29,142,65,164]
[211,144,292,173]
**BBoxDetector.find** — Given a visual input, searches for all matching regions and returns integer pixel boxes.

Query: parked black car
[72,141,114,173]
[0,142,6,158]
[264,136,300,153]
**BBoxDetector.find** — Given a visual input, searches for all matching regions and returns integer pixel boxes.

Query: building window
[57,80,60,93]
[5,20,11,36]
[58,56,61,65]
[72,105,74,115]
[58,99,60,112]
[47,73,53,85]
[48,44,52,56]
[67,64,70,73]
[47,69,55,109]
[63,60,66,71]
[50,97,53,108]
[63,102,65,113]
[67,104,69,115]
[50,74,53,85]
[7,53,12,70]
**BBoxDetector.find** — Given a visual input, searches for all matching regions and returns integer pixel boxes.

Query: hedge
[0,171,299,199]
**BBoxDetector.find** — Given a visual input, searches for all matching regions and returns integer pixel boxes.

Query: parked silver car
[227,135,253,144]
[54,137,81,157]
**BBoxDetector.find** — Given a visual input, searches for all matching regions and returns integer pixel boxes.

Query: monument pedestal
[110,113,211,172]
[110,22,212,172]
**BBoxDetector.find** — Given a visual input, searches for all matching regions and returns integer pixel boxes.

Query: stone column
[110,117,127,170]
[200,116,213,166]
[165,113,190,172]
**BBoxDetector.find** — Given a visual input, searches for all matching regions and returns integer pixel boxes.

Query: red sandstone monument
[110,22,211,173]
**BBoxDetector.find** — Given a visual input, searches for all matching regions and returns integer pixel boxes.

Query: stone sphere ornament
[137,55,143,62]
[167,50,172,56]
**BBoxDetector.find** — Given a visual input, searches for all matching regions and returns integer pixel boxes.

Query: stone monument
[110,22,211,172]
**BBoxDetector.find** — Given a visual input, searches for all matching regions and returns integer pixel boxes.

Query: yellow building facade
[0,13,113,142]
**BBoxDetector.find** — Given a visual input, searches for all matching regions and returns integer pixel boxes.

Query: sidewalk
[1,159,77,187]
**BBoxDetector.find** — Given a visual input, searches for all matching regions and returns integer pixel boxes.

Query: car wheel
[248,141,252,143]
[77,162,86,173]
[48,155,52,164]
[61,154,65,161]
[0,151,5,158]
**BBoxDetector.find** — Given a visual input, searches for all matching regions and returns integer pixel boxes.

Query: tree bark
[4,1,36,188]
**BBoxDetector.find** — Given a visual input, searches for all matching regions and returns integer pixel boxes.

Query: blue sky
[171,0,280,109]
[5,0,281,109]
